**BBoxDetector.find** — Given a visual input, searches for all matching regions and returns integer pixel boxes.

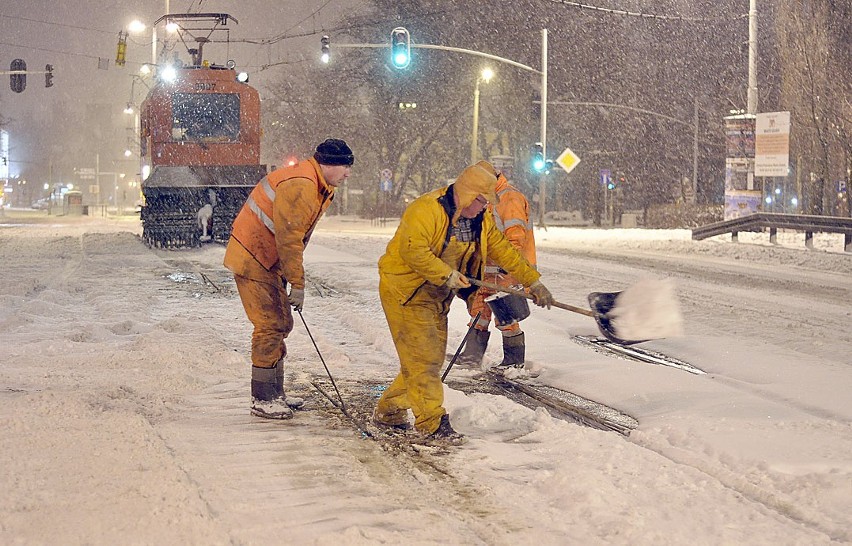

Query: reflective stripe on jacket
[489,174,536,269]
[378,184,540,305]
[224,158,334,288]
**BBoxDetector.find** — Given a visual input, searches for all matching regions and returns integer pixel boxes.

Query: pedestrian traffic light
[390,27,410,69]
[320,35,330,64]
[531,142,546,173]
[10,59,26,93]
[45,64,54,88]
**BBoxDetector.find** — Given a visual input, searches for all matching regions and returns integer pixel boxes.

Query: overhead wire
[0,13,115,36]
[545,0,745,22]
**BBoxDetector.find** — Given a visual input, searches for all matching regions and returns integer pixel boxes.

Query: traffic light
[544,159,554,174]
[390,27,410,69]
[320,35,330,64]
[608,174,625,190]
[531,142,545,173]
[10,59,26,93]
[45,64,53,88]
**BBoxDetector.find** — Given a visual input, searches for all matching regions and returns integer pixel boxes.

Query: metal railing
[692,212,852,252]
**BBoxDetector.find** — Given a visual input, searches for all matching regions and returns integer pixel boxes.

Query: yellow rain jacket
[376,182,540,434]
[379,184,539,305]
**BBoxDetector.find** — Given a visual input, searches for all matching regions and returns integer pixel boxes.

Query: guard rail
[692,212,852,252]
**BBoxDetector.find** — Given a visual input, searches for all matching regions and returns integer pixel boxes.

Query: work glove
[528,280,553,309]
[288,287,305,312]
[445,270,471,290]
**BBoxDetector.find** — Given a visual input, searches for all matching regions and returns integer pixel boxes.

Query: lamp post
[537,29,549,226]
[471,67,494,164]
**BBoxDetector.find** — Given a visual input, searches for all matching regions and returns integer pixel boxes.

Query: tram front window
[171,93,240,142]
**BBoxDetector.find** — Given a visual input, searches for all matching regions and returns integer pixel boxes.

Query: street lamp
[127,14,179,68]
[471,67,494,164]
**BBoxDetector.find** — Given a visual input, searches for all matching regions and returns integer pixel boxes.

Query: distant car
[31,198,49,210]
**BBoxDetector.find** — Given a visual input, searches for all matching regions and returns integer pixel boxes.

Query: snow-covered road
[1,213,849,545]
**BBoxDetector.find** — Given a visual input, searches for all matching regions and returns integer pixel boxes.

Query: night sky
[0,1,345,183]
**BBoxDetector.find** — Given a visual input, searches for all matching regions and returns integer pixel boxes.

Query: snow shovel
[468,278,683,346]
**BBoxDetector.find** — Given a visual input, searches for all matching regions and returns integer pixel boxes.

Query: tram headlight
[160,65,178,83]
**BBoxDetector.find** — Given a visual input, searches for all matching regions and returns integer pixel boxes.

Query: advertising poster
[724,116,758,219]
[754,111,791,177]
[725,190,761,219]
[724,116,755,159]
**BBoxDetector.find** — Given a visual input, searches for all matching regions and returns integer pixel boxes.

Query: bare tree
[777,0,851,215]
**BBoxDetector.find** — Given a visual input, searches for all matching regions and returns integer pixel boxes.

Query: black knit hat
[313,138,354,166]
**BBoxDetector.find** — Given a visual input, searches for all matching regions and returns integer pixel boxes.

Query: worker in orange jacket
[224,139,354,419]
[458,161,537,372]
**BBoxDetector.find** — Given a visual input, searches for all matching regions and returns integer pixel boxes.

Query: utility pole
[747,0,758,115]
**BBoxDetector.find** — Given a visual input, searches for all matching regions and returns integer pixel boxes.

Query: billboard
[754,111,791,177]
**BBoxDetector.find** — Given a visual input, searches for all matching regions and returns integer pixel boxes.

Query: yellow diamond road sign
[556,147,581,174]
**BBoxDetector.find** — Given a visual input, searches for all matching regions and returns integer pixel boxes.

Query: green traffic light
[393,51,409,67]
[390,27,410,69]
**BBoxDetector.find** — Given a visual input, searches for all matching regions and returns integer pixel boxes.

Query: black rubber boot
[251,364,294,419]
[498,332,525,368]
[457,329,490,366]
[426,414,465,445]
[251,365,283,400]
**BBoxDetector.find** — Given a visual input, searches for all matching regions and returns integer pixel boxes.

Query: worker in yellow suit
[458,161,537,372]
[374,162,553,443]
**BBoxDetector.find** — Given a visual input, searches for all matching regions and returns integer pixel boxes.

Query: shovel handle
[469,278,595,318]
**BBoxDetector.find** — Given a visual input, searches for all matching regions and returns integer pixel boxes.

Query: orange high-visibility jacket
[224,158,334,289]
[487,174,536,271]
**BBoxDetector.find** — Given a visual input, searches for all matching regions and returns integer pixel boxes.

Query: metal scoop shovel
[469,278,682,346]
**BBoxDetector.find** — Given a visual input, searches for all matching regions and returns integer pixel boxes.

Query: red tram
[139,13,266,248]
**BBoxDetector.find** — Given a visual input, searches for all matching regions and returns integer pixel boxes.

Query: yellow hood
[453,163,499,209]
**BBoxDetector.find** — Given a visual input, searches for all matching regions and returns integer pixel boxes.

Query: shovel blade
[588,279,684,345]
[588,291,647,346]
